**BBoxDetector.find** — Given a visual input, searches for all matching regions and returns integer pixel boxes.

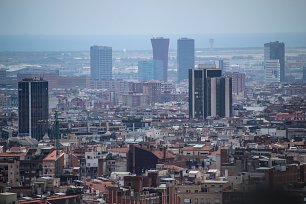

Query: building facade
[189,68,232,119]
[224,72,245,95]
[151,38,170,82]
[264,41,285,82]
[138,60,163,81]
[264,60,281,83]
[90,46,112,80]
[207,77,232,118]
[18,78,49,141]
[177,38,195,82]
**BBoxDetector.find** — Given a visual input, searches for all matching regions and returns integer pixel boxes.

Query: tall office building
[264,41,285,82]
[138,60,163,81]
[177,38,195,82]
[90,46,112,80]
[264,60,281,83]
[189,68,232,119]
[18,78,49,141]
[151,38,170,82]
[224,72,245,95]
[207,77,232,118]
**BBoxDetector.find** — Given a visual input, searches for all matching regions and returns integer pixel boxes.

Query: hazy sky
[1,0,306,36]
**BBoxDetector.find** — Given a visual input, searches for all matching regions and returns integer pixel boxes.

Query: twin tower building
[90,38,233,120]
[18,40,286,141]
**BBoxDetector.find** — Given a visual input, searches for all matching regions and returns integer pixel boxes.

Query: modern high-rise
[18,78,49,141]
[207,77,232,118]
[151,38,170,82]
[90,46,112,80]
[189,68,232,119]
[264,41,285,82]
[177,38,195,82]
[138,60,163,81]
[224,72,245,95]
[264,60,281,83]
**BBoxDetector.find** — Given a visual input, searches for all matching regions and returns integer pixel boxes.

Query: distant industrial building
[90,45,112,80]
[218,59,224,70]
[17,70,59,89]
[303,66,306,82]
[138,60,163,81]
[151,38,170,82]
[198,64,217,69]
[189,68,232,119]
[0,69,7,79]
[18,78,49,141]
[264,60,281,83]
[264,41,285,82]
[177,38,195,82]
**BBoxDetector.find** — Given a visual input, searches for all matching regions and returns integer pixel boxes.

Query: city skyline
[1,1,306,203]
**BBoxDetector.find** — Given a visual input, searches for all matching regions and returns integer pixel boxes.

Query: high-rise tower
[18,78,49,141]
[264,41,285,82]
[151,38,170,82]
[90,46,112,80]
[264,60,281,83]
[177,38,195,82]
[189,68,232,119]
[138,60,163,81]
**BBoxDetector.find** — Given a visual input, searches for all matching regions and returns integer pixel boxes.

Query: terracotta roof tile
[86,180,113,193]
[110,147,129,154]
[43,150,63,161]
[0,152,26,157]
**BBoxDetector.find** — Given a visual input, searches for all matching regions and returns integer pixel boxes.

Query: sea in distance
[0,32,306,51]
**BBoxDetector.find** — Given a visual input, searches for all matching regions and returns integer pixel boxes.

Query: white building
[264,60,280,83]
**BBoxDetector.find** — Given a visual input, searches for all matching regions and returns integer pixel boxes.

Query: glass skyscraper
[90,46,112,80]
[177,38,195,82]
[138,60,163,81]
[264,41,285,82]
[189,68,232,119]
[151,38,169,82]
[18,78,49,141]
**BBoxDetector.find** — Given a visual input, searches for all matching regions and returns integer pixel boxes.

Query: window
[183,198,191,203]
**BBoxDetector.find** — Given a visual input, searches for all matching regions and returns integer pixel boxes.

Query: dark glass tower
[18,78,49,141]
[90,45,112,80]
[189,68,232,119]
[151,38,170,82]
[177,38,195,82]
[264,41,285,82]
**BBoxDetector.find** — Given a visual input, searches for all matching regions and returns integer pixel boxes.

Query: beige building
[176,180,229,204]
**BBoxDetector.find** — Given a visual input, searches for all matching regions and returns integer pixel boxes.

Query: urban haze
[0,0,306,204]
